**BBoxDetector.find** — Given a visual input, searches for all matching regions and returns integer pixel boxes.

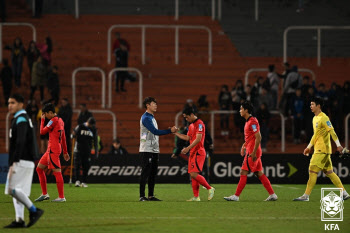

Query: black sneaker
[27,208,44,228]
[4,220,26,228]
[139,197,149,201]
[148,196,162,201]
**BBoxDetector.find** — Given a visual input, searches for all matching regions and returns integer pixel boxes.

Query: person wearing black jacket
[58,98,73,154]
[77,103,93,125]
[72,117,98,188]
[0,59,12,105]
[46,66,60,106]
[4,94,43,228]
[115,42,129,92]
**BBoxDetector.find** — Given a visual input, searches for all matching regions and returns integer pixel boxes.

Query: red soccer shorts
[188,152,206,173]
[241,153,262,173]
[39,150,61,169]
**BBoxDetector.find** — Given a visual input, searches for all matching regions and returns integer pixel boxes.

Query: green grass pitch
[0,184,349,233]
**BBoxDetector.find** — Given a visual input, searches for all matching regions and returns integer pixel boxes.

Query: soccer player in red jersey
[174,107,215,201]
[35,103,70,202]
[224,101,278,201]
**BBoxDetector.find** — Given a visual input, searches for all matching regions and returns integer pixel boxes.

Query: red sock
[235,175,247,196]
[191,178,200,197]
[36,167,47,195]
[53,172,65,198]
[194,175,211,190]
[259,174,274,195]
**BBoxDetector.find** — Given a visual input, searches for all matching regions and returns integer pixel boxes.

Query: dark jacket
[9,110,38,166]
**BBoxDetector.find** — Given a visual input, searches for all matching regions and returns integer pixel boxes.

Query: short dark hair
[87,117,96,126]
[9,93,24,103]
[80,103,87,108]
[42,103,55,113]
[143,97,157,109]
[182,106,196,116]
[241,100,254,114]
[311,97,324,109]
[113,138,120,144]
[268,64,275,72]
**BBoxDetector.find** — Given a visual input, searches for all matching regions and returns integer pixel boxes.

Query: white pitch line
[272,185,300,190]
[0,216,322,221]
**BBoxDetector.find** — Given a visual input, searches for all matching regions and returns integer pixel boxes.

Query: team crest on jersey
[198,124,203,132]
[47,120,53,126]
[252,124,257,132]
[326,121,332,128]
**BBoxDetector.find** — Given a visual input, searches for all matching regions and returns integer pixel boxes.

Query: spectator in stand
[343,81,350,115]
[300,76,312,97]
[5,37,25,87]
[112,32,130,54]
[231,80,245,134]
[303,86,315,140]
[27,41,40,80]
[115,41,129,92]
[46,66,60,106]
[256,103,270,152]
[58,98,73,153]
[280,65,303,116]
[30,56,46,102]
[251,76,265,98]
[77,103,93,125]
[37,37,52,67]
[292,88,304,144]
[218,85,231,136]
[315,83,329,113]
[182,99,198,126]
[0,59,12,105]
[25,99,39,133]
[231,80,245,111]
[109,138,129,156]
[278,62,291,86]
[256,87,273,110]
[267,64,280,109]
[197,95,210,126]
[328,83,344,137]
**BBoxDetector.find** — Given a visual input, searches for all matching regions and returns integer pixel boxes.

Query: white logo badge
[320,188,344,221]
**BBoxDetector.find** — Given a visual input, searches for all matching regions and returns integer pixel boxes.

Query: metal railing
[73,109,117,139]
[175,110,285,152]
[107,24,212,65]
[283,26,350,66]
[75,0,79,19]
[72,67,106,108]
[0,22,36,61]
[107,68,143,109]
[345,113,350,149]
[244,67,316,87]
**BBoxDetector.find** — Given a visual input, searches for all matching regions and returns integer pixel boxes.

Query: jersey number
[58,130,63,143]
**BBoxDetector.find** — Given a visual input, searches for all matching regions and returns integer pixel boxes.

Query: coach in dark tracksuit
[72,117,98,188]
[139,97,177,201]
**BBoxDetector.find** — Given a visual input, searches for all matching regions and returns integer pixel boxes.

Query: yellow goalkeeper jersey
[311,112,337,154]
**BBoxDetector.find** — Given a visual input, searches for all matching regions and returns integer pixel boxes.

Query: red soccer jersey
[40,116,68,154]
[244,116,262,156]
[187,119,206,155]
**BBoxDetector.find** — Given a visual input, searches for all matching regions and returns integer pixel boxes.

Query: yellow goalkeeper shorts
[309,153,333,171]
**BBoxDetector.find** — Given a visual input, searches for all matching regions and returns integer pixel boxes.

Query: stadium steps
[0,4,348,154]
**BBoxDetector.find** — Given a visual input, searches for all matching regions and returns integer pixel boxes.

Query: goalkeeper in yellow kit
[294,97,349,201]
